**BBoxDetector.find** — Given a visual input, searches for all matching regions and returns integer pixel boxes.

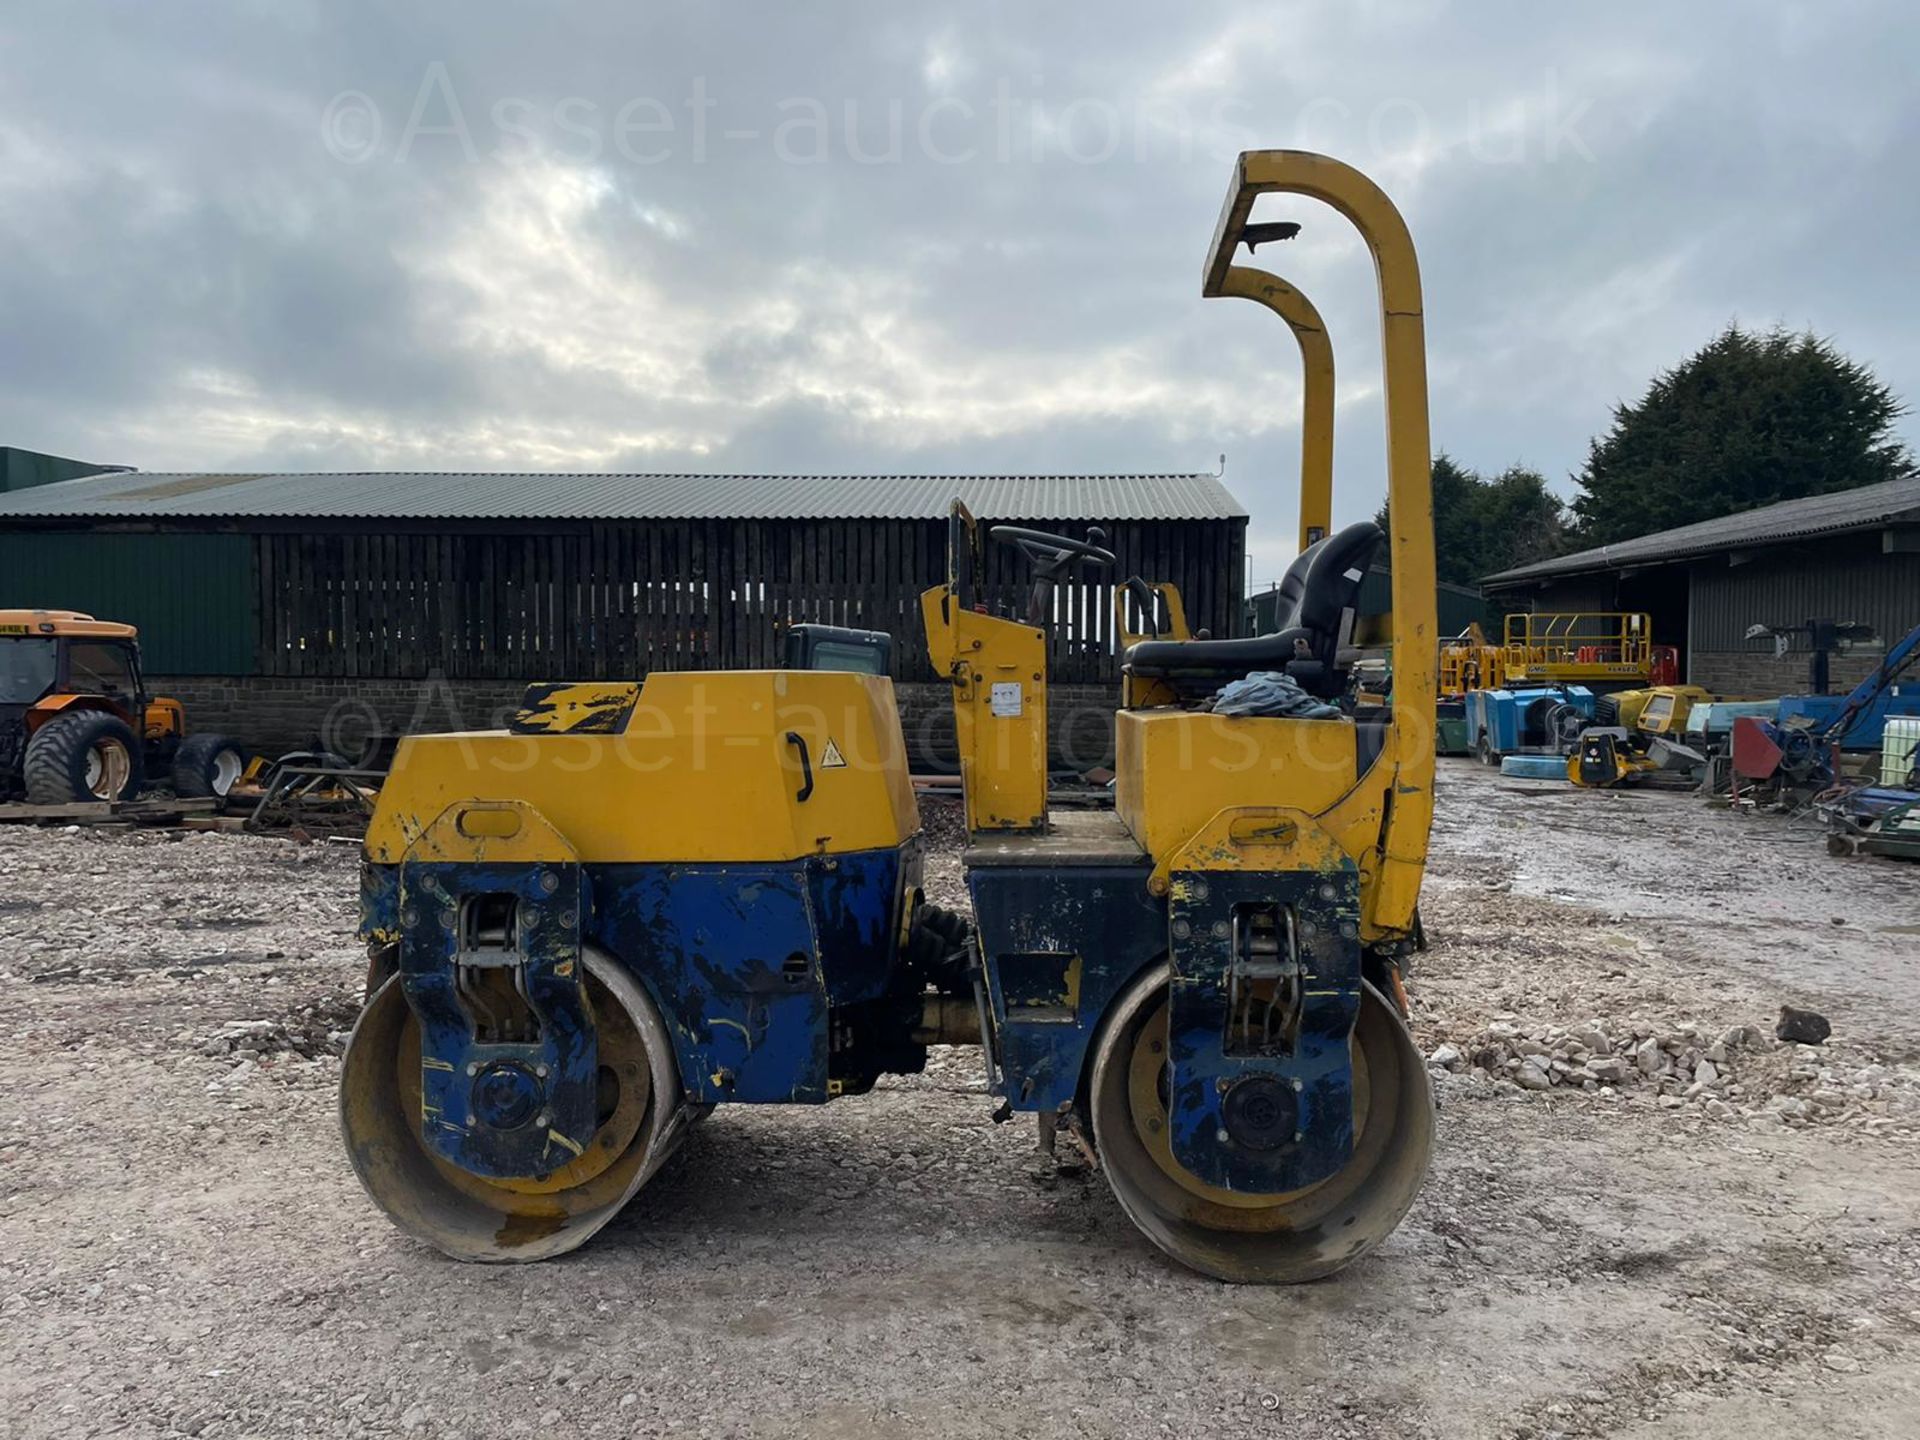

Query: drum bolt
[559,911,577,928]
[1215,1128,1231,1144]
[1216,1076,1231,1093]
[535,1064,549,1079]
[1194,881,1209,900]
[1318,883,1337,902]
[1211,920,1230,938]
[1291,1077,1304,1092]
[535,1111,552,1127]
[1171,919,1191,940]
[401,907,419,927]
[465,1062,479,1076]
[1339,921,1358,939]
[538,871,560,895]
[1146,1116,1162,1133]
[465,1113,478,1127]
[1293,1129,1305,1143]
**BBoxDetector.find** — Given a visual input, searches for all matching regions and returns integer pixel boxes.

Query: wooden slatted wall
[253,518,1245,684]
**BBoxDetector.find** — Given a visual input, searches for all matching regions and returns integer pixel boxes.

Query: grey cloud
[2,2,1915,585]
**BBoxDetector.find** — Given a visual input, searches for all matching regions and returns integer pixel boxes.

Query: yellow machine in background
[1566,683,1715,788]
[1608,683,1713,737]
[1440,622,1507,697]
[0,608,246,804]
[341,149,1437,1285]
[1500,612,1655,686]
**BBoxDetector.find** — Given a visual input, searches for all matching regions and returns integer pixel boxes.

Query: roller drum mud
[340,947,685,1262]
[1088,964,1434,1283]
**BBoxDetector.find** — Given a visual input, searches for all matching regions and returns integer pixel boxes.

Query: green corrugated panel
[1,448,120,492]
[0,532,256,674]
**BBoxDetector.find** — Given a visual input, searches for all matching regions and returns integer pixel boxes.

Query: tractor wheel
[1476,733,1497,767]
[1087,964,1434,1283]
[172,733,248,798]
[340,948,685,1263]
[23,710,146,804]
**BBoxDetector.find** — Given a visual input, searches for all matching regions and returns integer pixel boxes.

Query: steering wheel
[987,525,1117,575]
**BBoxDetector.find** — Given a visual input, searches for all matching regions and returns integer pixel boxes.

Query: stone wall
[1688,650,1887,698]
[149,674,1124,772]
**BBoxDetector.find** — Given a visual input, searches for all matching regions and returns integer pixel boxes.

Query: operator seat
[1124,520,1384,700]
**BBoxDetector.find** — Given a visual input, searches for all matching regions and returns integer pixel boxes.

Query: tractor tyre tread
[172,733,248,798]
[22,711,146,804]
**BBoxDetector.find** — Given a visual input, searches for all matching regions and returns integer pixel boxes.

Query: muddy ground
[4,760,1920,1439]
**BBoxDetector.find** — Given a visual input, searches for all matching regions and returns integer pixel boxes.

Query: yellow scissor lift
[1499,612,1655,686]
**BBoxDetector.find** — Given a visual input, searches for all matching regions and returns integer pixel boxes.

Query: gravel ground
[5,761,1920,1439]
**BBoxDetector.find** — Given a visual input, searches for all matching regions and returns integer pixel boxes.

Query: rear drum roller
[1088,963,1433,1283]
[340,948,683,1262]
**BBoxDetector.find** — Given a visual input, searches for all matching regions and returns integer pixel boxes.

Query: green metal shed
[0,530,256,673]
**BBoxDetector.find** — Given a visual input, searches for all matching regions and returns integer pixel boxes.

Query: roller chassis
[341,148,1441,1282]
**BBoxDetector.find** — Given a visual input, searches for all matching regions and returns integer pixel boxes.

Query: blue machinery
[1736,621,1920,789]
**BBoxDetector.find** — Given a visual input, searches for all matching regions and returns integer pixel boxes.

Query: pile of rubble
[197,993,362,1061]
[1427,1012,1919,1132]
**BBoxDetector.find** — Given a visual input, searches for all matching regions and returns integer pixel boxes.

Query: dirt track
[4,761,1920,1439]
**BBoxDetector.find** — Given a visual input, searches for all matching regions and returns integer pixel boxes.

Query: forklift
[339,149,1438,1282]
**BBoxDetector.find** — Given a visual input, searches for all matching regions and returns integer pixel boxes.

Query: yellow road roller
[341,148,1438,1281]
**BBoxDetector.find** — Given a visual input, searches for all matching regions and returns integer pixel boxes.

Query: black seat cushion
[1125,626,1313,677]
[1125,521,1384,684]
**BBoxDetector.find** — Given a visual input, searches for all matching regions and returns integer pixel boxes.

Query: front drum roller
[1088,963,1434,1283]
[340,947,684,1262]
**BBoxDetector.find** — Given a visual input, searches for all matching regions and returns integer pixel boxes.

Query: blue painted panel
[592,847,905,1105]
[396,860,600,1180]
[1465,685,1594,755]
[595,864,826,1103]
[807,846,912,1005]
[364,845,910,1115]
[968,863,1164,1111]
[1164,867,1361,1193]
[1779,690,1920,750]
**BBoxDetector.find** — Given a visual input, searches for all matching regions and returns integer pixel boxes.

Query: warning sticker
[990,682,1024,718]
[819,737,847,769]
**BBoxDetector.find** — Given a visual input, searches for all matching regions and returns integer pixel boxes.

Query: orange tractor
[0,609,246,805]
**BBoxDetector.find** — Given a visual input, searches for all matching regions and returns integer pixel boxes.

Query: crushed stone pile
[1425,1012,1919,1133]
[196,993,362,1060]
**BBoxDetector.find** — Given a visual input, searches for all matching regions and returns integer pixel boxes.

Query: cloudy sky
[3,2,1916,584]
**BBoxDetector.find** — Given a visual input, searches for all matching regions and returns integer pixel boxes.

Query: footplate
[397,802,599,1180]
[1163,807,1363,1194]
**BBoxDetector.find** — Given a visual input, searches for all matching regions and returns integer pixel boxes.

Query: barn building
[1482,476,1920,695]
[0,469,1248,766]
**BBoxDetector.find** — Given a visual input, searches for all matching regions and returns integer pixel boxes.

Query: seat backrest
[1269,543,1317,631]
[1291,521,1384,660]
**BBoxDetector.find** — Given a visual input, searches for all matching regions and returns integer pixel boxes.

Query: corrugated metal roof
[1483,475,1920,587]
[0,469,1246,522]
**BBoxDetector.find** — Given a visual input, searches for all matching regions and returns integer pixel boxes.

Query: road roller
[341,148,1438,1281]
